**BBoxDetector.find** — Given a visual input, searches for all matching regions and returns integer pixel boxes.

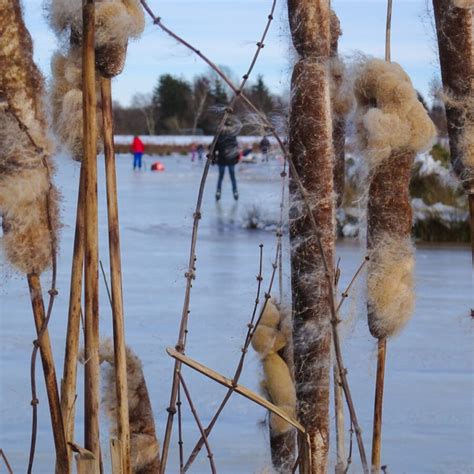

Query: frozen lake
[1,154,472,473]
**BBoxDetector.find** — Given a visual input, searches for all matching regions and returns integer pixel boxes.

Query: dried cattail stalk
[99,340,161,473]
[354,59,436,338]
[0,1,59,275]
[251,300,297,472]
[432,0,473,268]
[354,59,436,171]
[49,0,144,77]
[49,0,144,158]
[355,56,435,473]
[0,2,68,471]
[288,2,335,471]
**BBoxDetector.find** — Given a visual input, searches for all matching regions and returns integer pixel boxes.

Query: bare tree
[131,92,155,135]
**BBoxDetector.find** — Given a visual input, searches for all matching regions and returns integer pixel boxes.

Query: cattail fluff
[49,0,144,76]
[354,59,436,338]
[0,0,59,275]
[48,0,145,158]
[99,340,161,473]
[251,300,296,435]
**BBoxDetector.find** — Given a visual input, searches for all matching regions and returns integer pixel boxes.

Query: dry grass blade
[167,348,305,434]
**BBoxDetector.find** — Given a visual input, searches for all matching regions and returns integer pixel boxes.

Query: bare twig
[177,385,184,473]
[178,373,217,474]
[385,0,392,62]
[336,256,370,314]
[99,260,113,306]
[0,449,14,474]
[344,422,354,474]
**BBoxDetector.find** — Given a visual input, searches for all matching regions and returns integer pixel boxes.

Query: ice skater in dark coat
[213,119,241,201]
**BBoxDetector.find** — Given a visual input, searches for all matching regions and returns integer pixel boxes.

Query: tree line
[113,71,285,135]
[113,70,448,139]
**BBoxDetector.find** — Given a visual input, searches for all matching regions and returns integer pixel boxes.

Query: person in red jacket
[131,136,145,170]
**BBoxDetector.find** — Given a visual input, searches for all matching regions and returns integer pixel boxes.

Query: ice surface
[0,154,472,473]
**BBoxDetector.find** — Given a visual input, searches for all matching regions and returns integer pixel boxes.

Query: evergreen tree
[248,75,274,114]
[152,74,192,133]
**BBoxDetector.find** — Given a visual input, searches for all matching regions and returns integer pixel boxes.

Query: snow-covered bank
[114,134,277,147]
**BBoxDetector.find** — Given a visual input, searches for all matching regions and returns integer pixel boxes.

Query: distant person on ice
[213,118,241,201]
[196,144,205,162]
[259,136,270,162]
[131,135,145,170]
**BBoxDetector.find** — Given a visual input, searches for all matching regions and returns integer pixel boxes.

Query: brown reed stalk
[27,274,70,474]
[82,1,100,469]
[61,165,85,464]
[141,2,278,470]
[177,384,184,472]
[287,1,335,471]
[100,76,131,474]
[168,348,306,434]
[371,338,387,473]
[432,0,473,269]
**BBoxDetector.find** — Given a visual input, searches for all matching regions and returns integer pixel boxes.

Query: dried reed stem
[61,166,85,464]
[82,1,100,468]
[27,273,69,474]
[168,348,305,434]
[371,338,387,473]
[100,76,131,474]
[385,0,392,62]
[334,362,346,474]
[177,385,184,473]
[178,374,217,474]
[0,449,13,474]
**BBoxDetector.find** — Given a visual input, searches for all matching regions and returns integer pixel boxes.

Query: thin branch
[178,373,217,474]
[336,256,370,314]
[385,0,393,62]
[0,449,13,474]
[344,422,354,474]
[177,384,184,473]
[99,260,113,307]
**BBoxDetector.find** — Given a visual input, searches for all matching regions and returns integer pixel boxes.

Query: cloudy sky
[23,0,441,106]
